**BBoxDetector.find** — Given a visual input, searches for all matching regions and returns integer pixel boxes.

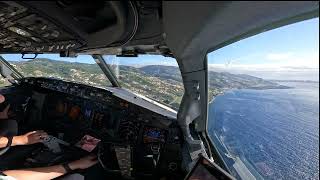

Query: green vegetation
[5,58,288,110]
[9,58,111,88]
[118,65,184,109]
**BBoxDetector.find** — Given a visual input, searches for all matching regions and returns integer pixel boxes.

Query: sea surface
[208,82,319,180]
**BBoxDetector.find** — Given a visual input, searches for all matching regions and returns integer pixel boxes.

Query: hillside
[139,65,289,101]
[3,59,290,110]
[9,58,111,88]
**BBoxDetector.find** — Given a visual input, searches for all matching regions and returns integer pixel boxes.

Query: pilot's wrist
[68,161,79,171]
[62,162,74,173]
[12,136,26,146]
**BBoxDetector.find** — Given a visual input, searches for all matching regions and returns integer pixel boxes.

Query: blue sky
[1,52,177,66]
[207,17,319,66]
[207,17,319,80]
[1,17,319,80]
[2,54,96,64]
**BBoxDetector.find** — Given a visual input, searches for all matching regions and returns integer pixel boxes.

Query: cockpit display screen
[143,127,166,143]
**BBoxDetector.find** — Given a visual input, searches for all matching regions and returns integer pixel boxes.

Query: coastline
[209,84,293,104]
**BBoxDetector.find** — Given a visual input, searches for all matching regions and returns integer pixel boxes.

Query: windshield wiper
[92,54,121,88]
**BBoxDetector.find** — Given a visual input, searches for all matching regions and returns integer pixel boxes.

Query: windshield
[1,54,112,88]
[207,18,319,179]
[103,55,184,111]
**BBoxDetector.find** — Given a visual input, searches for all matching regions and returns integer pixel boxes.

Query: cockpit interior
[0,1,318,180]
[0,76,184,179]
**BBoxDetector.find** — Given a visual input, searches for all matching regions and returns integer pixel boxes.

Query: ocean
[208,82,319,180]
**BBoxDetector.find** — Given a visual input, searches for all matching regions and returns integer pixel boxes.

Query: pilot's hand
[16,130,48,145]
[69,154,98,170]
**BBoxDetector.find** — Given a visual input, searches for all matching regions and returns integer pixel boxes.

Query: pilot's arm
[1,155,98,180]
[0,130,48,148]
[0,94,48,149]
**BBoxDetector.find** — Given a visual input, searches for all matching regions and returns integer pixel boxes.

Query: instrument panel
[0,1,83,53]
[18,77,184,179]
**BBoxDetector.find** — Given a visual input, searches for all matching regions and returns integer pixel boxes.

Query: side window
[207,18,319,179]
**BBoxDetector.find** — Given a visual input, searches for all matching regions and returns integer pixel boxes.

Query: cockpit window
[207,18,319,179]
[0,76,11,87]
[1,54,112,88]
[103,55,184,111]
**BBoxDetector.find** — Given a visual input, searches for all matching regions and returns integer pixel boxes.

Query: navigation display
[143,127,166,143]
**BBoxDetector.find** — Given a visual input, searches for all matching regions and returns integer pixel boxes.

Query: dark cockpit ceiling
[0,1,169,56]
[0,0,319,57]
[0,1,318,58]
